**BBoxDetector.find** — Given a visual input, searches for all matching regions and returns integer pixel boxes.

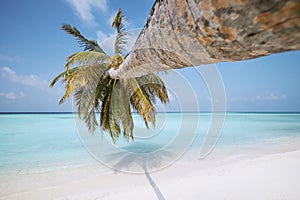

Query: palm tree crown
[50,9,169,142]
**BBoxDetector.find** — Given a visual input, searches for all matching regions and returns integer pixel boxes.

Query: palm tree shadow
[103,142,174,200]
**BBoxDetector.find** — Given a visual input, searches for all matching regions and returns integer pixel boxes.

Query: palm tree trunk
[109,0,300,79]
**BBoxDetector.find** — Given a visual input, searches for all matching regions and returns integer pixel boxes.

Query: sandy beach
[1,137,300,200]
[1,0,299,199]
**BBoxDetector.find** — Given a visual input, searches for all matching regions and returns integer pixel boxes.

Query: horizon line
[1,111,300,114]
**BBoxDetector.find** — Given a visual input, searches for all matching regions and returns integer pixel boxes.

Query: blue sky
[0,0,299,112]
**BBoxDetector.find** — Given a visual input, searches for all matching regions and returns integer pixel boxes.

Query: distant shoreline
[0,111,300,114]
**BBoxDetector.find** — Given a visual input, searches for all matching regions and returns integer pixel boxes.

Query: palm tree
[109,0,300,79]
[50,9,169,142]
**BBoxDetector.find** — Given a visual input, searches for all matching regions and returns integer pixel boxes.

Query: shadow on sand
[103,142,174,200]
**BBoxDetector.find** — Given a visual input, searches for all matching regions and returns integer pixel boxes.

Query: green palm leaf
[65,51,109,70]
[49,66,81,88]
[112,9,128,55]
[124,78,156,128]
[71,64,107,131]
[94,75,110,109]
[112,80,134,140]
[74,87,98,131]
[100,78,120,142]
[61,24,105,53]
[136,74,169,104]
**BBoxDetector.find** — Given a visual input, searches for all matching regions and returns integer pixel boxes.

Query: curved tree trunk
[109,0,300,79]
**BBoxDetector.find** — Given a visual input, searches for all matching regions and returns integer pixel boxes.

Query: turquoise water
[0,113,299,173]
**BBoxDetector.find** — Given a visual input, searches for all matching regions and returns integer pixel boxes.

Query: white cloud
[252,93,287,101]
[97,30,110,42]
[0,54,19,62]
[0,92,24,100]
[96,30,115,55]
[1,67,49,89]
[66,0,108,22]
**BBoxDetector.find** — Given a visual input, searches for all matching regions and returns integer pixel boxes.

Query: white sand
[1,139,300,200]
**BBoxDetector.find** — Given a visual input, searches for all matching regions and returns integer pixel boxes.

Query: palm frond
[112,9,128,55]
[94,77,134,141]
[136,73,169,104]
[61,24,106,53]
[111,81,134,140]
[71,64,107,131]
[59,72,78,104]
[53,63,107,129]
[94,75,109,109]
[124,78,156,128]
[50,71,68,88]
[112,9,125,33]
[114,32,128,55]
[74,87,98,132]
[65,51,109,70]
[100,78,120,143]
[49,66,81,87]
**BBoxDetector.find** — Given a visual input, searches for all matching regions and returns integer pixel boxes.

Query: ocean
[0,113,300,174]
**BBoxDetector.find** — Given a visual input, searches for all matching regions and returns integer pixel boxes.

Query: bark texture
[109,0,300,79]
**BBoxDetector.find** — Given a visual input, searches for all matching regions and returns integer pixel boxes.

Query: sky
[0,0,299,112]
